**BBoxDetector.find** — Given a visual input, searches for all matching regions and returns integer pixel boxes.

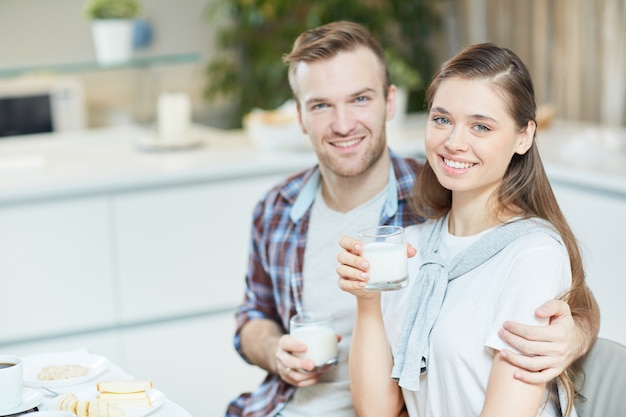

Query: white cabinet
[552,183,626,345]
[112,175,285,323]
[0,197,116,342]
[0,173,285,416]
[118,312,265,417]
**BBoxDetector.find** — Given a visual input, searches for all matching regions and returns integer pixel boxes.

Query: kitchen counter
[0,125,319,205]
[0,115,625,206]
[537,119,626,196]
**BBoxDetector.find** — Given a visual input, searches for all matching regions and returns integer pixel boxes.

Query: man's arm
[240,319,283,373]
[498,297,600,383]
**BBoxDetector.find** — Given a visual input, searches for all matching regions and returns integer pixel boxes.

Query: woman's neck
[448,190,515,236]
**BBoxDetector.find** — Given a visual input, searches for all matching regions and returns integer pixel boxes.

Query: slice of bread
[89,399,125,417]
[97,380,153,394]
[98,391,152,408]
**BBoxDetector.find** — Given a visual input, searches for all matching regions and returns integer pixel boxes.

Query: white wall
[0,0,216,68]
[0,0,222,127]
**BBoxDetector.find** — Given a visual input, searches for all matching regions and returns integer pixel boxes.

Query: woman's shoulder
[405,219,437,240]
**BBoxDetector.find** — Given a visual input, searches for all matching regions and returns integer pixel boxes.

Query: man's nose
[331,106,357,135]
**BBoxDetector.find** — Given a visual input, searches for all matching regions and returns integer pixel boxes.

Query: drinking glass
[358,225,409,291]
[289,312,338,372]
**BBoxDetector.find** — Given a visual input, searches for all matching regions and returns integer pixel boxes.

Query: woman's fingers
[338,235,363,254]
[336,264,367,283]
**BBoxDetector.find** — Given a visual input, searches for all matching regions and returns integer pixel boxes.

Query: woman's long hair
[412,43,598,417]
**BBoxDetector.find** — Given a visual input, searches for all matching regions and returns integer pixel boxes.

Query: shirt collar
[289,162,399,222]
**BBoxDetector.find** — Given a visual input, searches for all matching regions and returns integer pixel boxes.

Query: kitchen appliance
[0,76,86,138]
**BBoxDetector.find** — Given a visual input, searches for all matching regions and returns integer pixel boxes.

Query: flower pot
[91,19,134,65]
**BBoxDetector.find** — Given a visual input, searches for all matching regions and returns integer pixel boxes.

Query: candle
[157,93,191,143]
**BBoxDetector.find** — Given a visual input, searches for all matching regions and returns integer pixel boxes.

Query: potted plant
[84,0,142,65]
[203,0,441,128]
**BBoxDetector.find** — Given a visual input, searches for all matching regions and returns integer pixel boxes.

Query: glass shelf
[0,53,201,79]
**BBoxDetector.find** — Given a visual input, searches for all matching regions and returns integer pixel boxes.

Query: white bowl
[32,412,75,416]
[244,102,311,151]
[245,119,310,151]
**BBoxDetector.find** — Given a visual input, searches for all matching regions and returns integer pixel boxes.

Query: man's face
[292,47,396,179]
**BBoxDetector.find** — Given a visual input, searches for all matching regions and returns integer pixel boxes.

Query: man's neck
[319,153,391,213]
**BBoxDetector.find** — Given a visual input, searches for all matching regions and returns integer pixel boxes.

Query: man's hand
[498,299,584,384]
[275,333,337,387]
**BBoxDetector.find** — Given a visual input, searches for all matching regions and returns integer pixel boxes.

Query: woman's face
[424,76,534,201]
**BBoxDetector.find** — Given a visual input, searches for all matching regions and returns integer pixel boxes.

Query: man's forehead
[293,48,385,98]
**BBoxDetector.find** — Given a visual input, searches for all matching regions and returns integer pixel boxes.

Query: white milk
[362,241,408,283]
[291,325,338,366]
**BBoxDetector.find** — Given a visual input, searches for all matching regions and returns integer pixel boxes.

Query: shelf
[0,53,202,79]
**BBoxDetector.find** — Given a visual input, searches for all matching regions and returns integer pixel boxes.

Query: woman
[336,43,596,417]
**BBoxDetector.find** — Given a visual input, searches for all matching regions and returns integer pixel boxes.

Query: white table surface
[21,349,192,417]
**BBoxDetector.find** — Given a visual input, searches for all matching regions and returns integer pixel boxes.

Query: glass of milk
[289,312,338,372]
[358,225,409,291]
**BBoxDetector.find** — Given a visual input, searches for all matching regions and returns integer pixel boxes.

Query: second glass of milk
[290,312,338,372]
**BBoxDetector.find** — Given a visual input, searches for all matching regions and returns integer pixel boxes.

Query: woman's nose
[444,128,468,151]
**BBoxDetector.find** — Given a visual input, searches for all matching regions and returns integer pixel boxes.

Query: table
[16,349,192,417]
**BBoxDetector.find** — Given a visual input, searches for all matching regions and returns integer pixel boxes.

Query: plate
[0,388,43,416]
[49,386,165,417]
[22,350,109,389]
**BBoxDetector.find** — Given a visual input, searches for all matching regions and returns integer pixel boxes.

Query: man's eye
[312,103,328,110]
[355,96,368,103]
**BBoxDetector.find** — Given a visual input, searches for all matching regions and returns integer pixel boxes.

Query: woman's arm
[337,236,404,417]
[479,351,546,417]
[350,297,404,417]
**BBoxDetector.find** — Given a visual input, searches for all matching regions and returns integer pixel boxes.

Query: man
[226,21,599,417]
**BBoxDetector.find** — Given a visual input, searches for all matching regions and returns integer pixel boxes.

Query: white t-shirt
[382,222,572,417]
[278,186,386,417]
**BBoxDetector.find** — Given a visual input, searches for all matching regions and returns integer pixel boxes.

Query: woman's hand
[336,235,416,298]
[336,235,374,297]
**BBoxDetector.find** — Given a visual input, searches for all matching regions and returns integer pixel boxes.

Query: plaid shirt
[226,151,423,417]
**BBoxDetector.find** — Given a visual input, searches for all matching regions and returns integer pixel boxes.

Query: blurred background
[2,0,625,130]
[1,1,625,416]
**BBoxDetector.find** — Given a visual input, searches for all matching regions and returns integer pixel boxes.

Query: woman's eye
[433,116,450,125]
[474,124,490,132]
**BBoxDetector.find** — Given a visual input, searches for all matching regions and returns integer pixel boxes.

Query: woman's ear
[514,121,536,155]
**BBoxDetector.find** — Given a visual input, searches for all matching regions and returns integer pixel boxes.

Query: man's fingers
[502,321,554,343]
[510,367,561,385]
[534,299,570,320]
[499,348,552,372]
